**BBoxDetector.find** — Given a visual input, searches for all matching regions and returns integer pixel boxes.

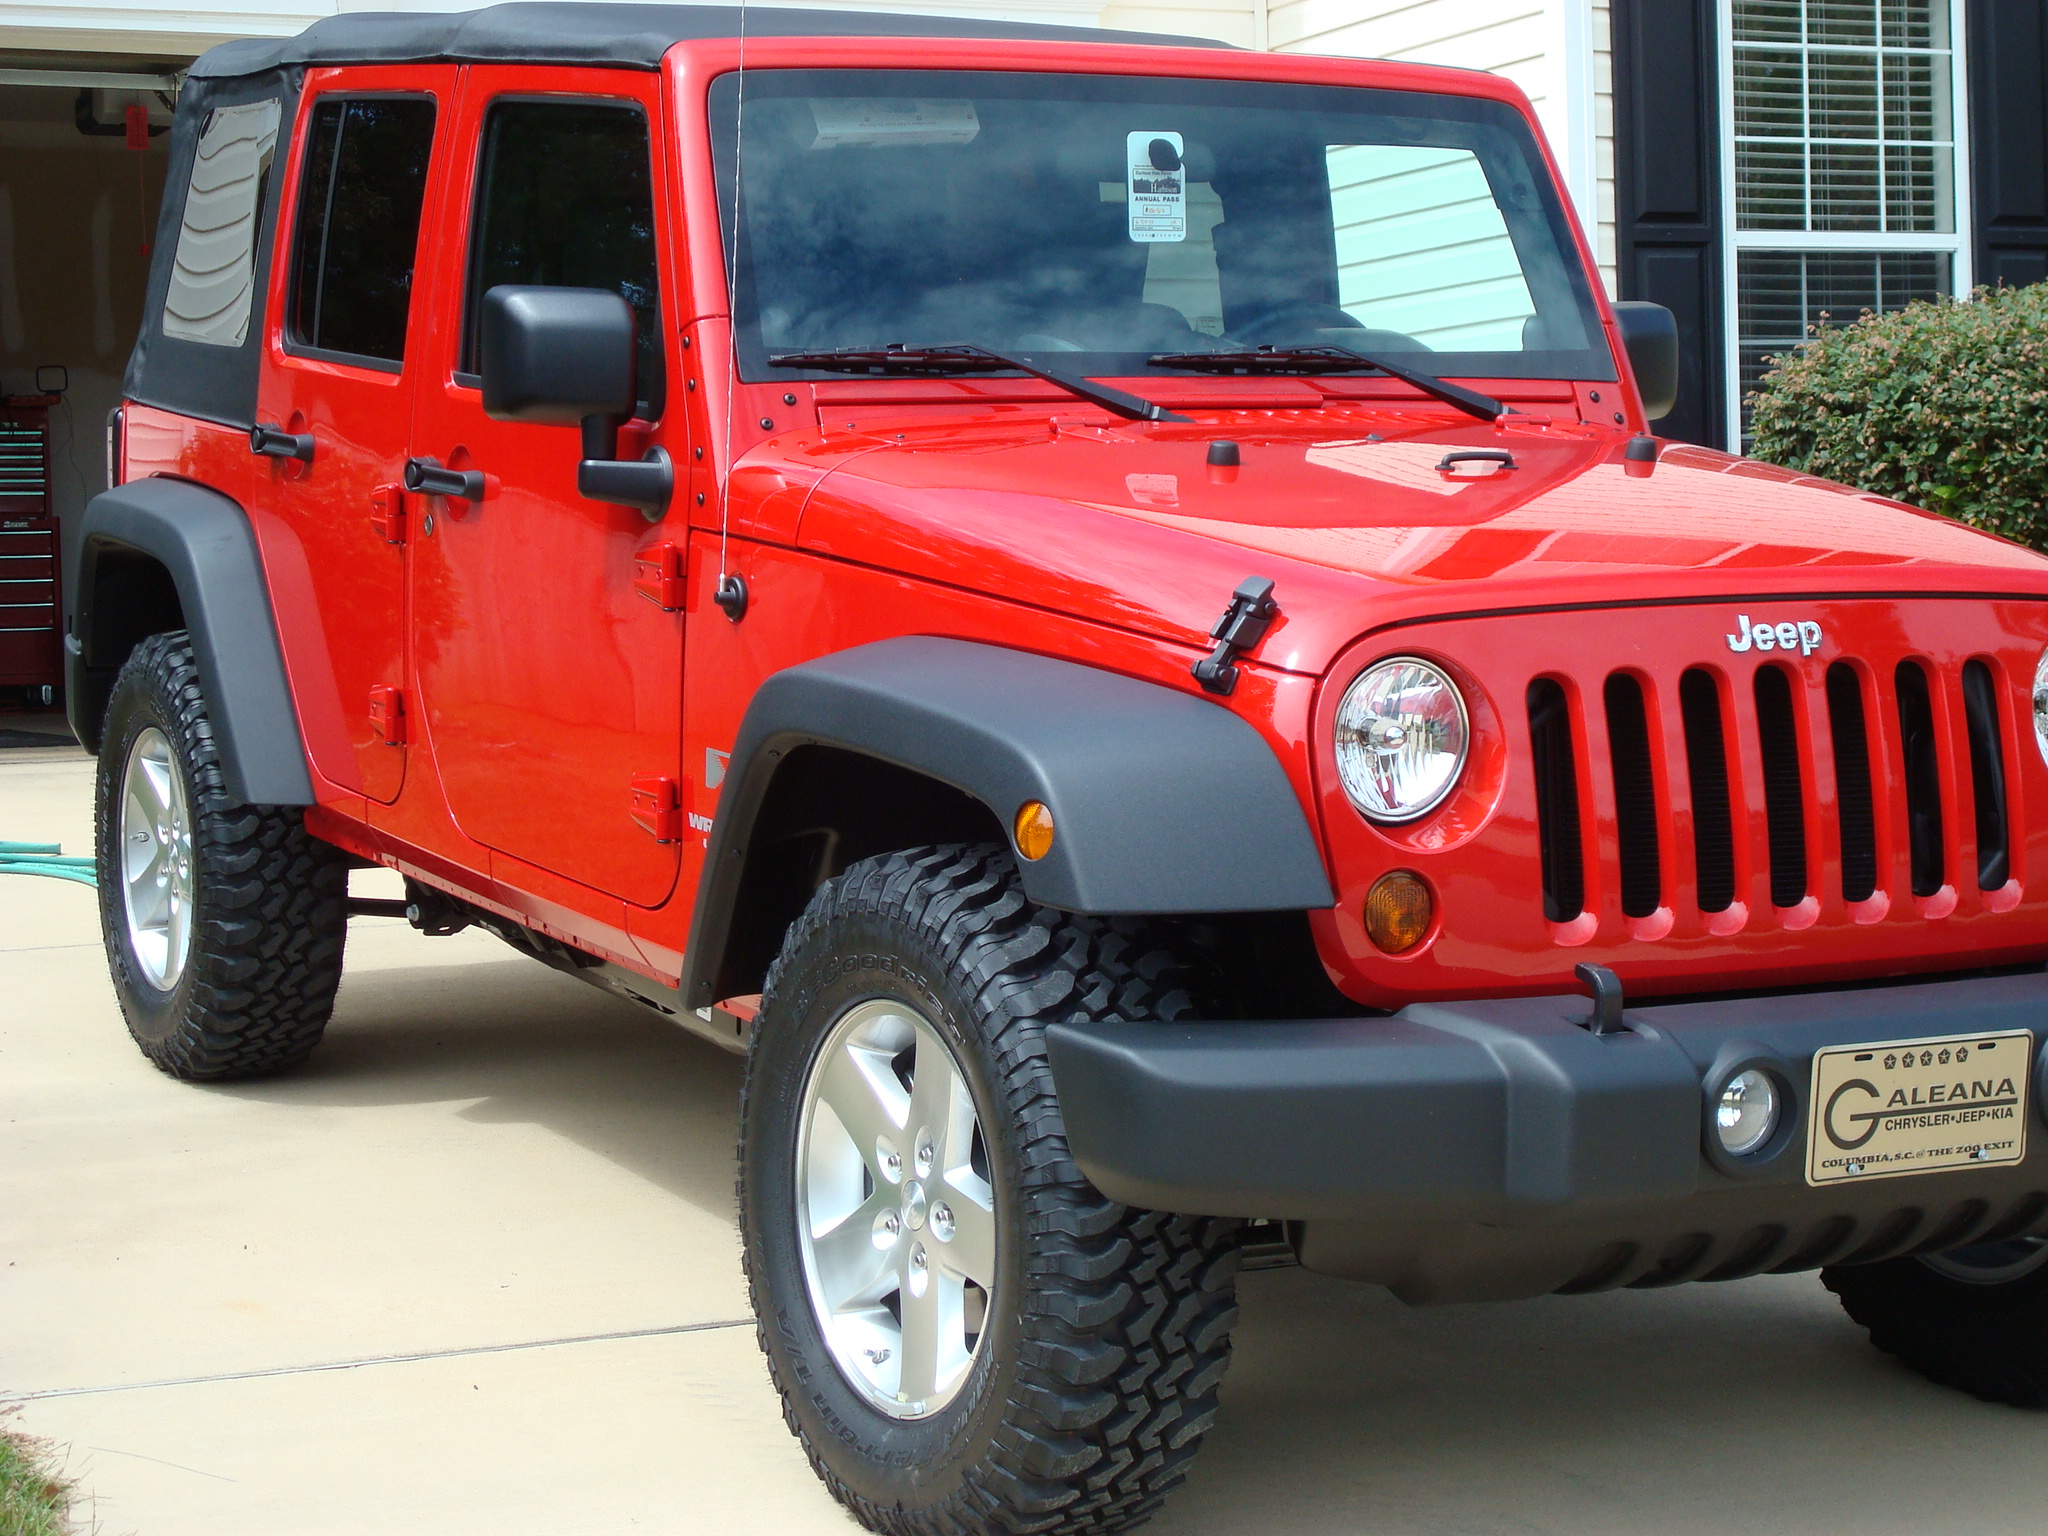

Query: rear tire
[739,844,1240,1536]
[1823,1237,2048,1406]
[94,631,348,1080]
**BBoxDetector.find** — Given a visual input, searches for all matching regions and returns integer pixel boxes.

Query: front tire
[739,845,1240,1536]
[1823,1237,2048,1405]
[95,631,348,1080]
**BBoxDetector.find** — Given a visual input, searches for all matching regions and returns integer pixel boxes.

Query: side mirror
[1612,300,1679,422]
[478,284,671,519]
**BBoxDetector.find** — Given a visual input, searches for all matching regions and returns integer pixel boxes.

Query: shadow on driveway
[196,945,2048,1535]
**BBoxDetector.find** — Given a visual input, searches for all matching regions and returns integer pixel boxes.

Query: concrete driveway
[8,745,2048,1535]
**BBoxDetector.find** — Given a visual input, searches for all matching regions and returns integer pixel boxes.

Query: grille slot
[1962,659,2010,890]
[1753,666,1808,907]
[1604,673,1661,917]
[1824,664,1878,904]
[1679,669,1736,913]
[1528,677,1584,923]
[1895,659,1946,897]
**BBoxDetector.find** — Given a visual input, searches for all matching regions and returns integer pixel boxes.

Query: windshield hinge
[1191,577,1278,696]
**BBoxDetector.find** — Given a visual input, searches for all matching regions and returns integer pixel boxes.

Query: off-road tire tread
[95,631,347,1080]
[741,844,1240,1536]
[1822,1258,2048,1407]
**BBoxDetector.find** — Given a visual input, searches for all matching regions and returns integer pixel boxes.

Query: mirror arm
[581,411,626,463]
[579,445,673,521]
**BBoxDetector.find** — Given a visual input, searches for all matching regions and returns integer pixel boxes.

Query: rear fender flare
[681,637,1333,1008]
[66,476,312,805]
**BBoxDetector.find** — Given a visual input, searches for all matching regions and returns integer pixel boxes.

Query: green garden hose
[0,840,96,886]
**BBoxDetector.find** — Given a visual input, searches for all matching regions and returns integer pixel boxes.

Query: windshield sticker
[1127,132,1186,243]
[808,99,979,149]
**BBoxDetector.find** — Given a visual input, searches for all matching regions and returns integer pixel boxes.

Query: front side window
[288,96,437,365]
[461,100,663,413]
[712,70,1611,381]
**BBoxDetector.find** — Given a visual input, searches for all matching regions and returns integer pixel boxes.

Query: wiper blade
[769,343,1189,423]
[1148,344,1502,422]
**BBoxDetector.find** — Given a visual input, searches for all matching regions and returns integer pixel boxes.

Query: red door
[257,66,455,803]
[405,67,686,905]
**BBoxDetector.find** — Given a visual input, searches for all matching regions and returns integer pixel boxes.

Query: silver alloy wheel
[1921,1235,2048,1285]
[796,997,998,1419]
[119,726,195,990]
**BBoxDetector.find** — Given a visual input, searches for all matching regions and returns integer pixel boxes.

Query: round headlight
[1334,657,1469,823]
[2033,645,2048,769]
[1714,1069,1779,1157]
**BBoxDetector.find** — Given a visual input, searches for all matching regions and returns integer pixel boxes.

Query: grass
[0,1411,73,1536]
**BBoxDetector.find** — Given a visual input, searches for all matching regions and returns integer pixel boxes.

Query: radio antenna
[714,0,749,618]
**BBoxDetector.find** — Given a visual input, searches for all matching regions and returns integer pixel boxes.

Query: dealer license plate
[1806,1030,2032,1185]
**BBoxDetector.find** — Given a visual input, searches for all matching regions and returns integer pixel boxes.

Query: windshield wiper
[1148,344,1502,422]
[769,343,1190,424]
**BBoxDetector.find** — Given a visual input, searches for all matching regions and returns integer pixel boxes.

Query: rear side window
[163,99,282,347]
[461,100,663,414]
[288,97,437,365]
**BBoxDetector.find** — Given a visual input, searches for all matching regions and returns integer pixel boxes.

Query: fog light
[1013,801,1055,861]
[1714,1069,1779,1156]
[1363,870,1432,954]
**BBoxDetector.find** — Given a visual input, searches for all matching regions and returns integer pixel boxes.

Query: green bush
[1746,281,2048,550]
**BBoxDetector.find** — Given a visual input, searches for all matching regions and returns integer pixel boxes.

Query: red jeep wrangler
[69,4,2048,1530]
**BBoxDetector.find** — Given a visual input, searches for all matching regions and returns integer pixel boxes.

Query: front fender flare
[681,637,1333,1007]
[66,476,313,805]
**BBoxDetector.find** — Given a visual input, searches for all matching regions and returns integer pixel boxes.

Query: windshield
[710,69,1613,384]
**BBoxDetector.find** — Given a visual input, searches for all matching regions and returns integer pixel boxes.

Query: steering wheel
[1228,301,1366,347]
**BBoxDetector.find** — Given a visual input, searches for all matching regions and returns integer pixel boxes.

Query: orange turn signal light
[1364,870,1432,954]
[1014,800,1056,861]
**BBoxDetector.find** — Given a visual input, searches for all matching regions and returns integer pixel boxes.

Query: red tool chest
[0,397,60,692]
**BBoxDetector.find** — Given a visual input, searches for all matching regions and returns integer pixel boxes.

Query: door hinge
[369,484,406,544]
[632,541,687,611]
[368,684,407,746]
[630,774,682,842]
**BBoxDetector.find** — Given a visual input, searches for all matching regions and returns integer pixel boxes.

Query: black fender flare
[681,637,1334,1007]
[65,476,313,805]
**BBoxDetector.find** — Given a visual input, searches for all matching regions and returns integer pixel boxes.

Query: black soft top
[189,1,1231,79]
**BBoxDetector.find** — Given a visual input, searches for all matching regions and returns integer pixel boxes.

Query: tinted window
[289,97,436,364]
[463,101,663,414]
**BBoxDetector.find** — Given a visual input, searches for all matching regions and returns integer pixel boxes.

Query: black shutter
[1611,0,1724,448]
[1969,0,2048,291]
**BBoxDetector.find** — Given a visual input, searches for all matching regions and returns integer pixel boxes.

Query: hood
[786,408,2048,675]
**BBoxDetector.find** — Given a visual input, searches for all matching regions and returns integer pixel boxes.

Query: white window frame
[1717,0,1973,451]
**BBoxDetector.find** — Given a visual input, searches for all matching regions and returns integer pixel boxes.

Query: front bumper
[1043,970,2048,1303]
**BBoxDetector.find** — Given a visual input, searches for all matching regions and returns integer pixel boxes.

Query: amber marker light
[1014,801,1056,861]
[1364,870,1432,954]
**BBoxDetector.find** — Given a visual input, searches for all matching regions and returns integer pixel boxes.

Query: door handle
[250,423,315,463]
[403,457,486,500]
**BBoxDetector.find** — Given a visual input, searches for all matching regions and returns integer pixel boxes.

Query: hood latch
[1192,576,1279,696]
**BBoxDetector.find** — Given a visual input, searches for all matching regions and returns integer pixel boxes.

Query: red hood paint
[786,405,2048,673]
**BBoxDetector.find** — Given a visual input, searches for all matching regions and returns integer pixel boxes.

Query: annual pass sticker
[1127,131,1186,243]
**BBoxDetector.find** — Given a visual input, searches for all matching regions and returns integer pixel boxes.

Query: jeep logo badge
[1726,614,1823,656]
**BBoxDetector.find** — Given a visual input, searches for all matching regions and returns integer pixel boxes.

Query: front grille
[1678,668,1736,912]
[1603,673,1661,918]
[1824,663,1878,903]
[1527,677,1584,923]
[1753,666,1809,906]
[1528,640,2023,927]
[1895,660,1946,897]
[1962,659,2011,890]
